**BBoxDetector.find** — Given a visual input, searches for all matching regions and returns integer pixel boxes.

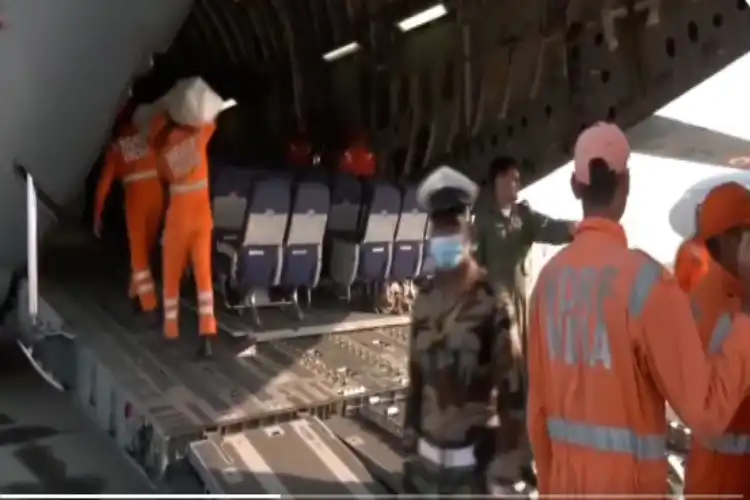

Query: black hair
[579,158,619,207]
[431,209,462,223]
[705,237,721,262]
[430,210,468,233]
[488,156,518,184]
[705,225,743,263]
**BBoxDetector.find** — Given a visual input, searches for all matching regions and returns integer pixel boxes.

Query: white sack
[131,103,160,135]
[163,77,232,127]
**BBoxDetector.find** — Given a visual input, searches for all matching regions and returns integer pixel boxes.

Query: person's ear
[570,174,583,200]
[622,170,631,197]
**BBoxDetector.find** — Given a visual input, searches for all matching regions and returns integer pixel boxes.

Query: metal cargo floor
[45,231,411,344]
[35,242,409,453]
[189,417,387,495]
[214,304,411,343]
[325,401,407,493]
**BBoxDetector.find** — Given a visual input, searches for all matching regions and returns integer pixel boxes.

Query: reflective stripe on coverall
[527,217,750,495]
[684,263,750,495]
[153,113,217,339]
[674,238,710,293]
[94,126,163,312]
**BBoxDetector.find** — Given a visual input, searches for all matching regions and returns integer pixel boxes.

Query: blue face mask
[428,235,465,270]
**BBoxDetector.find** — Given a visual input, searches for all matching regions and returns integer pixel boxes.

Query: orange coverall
[152,113,217,339]
[339,140,376,177]
[684,264,750,495]
[287,136,313,167]
[674,202,707,292]
[527,217,750,495]
[94,125,164,312]
[674,238,711,292]
[683,181,750,496]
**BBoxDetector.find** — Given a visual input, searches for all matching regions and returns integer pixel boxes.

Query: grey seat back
[395,186,427,241]
[242,177,292,246]
[362,184,401,243]
[327,173,363,232]
[286,181,330,245]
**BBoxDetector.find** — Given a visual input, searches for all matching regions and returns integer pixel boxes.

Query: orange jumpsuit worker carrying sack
[151,77,236,358]
[94,105,164,318]
[527,122,750,496]
[683,182,750,497]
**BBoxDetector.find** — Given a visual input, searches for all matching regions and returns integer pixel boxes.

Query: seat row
[210,166,429,323]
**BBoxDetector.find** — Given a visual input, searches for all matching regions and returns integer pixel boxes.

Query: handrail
[26,172,38,326]
[14,163,65,392]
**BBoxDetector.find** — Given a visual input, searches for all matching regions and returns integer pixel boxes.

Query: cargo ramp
[0,343,154,494]
[325,401,409,493]
[17,232,410,493]
[189,418,387,495]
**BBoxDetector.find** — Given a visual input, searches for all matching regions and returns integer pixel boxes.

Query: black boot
[131,297,142,313]
[197,336,213,358]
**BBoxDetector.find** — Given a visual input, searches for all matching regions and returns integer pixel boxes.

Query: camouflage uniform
[403,275,526,495]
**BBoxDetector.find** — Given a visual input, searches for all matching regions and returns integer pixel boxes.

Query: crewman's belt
[546,417,665,460]
[417,438,475,468]
[704,433,750,455]
[170,179,208,194]
[123,170,158,184]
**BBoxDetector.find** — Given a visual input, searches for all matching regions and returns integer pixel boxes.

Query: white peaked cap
[416,165,479,213]
[162,77,236,127]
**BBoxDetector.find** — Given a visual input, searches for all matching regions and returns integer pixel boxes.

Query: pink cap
[573,122,630,185]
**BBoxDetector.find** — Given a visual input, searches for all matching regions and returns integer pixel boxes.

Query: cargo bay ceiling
[137,0,750,184]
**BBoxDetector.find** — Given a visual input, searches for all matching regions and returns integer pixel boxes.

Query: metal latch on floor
[14,162,72,392]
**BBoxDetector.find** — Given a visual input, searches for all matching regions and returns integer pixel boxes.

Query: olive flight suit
[474,199,573,355]
[473,199,573,466]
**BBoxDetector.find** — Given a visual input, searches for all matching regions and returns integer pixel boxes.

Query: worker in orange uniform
[151,110,217,358]
[94,106,163,321]
[527,122,750,496]
[683,182,750,497]
[674,239,711,292]
[674,202,711,292]
[339,135,376,178]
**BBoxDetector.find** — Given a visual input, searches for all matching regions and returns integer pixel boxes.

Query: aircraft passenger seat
[225,176,291,321]
[329,183,401,300]
[279,180,330,303]
[326,172,363,234]
[211,166,252,287]
[390,186,428,280]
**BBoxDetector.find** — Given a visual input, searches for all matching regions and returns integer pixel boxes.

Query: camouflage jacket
[404,274,526,468]
[474,200,573,297]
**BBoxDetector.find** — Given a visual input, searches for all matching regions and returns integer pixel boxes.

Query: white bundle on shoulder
[162,77,236,127]
[131,103,159,135]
